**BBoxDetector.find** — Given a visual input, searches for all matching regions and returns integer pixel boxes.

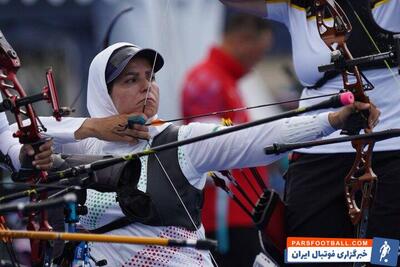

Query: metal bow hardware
[0,29,70,266]
[314,0,377,237]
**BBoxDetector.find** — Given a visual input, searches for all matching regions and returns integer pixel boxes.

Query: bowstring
[343,0,400,89]
[143,1,219,265]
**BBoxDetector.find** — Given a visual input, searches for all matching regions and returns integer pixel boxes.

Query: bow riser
[1,72,43,143]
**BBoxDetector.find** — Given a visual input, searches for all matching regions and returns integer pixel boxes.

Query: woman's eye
[126,78,137,83]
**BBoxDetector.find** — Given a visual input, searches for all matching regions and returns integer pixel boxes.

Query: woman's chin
[144,107,157,117]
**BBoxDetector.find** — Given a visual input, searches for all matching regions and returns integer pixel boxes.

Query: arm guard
[51,153,141,193]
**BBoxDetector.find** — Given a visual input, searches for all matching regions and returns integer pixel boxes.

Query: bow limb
[344,140,375,226]
[314,0,377,233]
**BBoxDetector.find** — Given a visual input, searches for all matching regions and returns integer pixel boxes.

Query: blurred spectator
[180,12,273,266]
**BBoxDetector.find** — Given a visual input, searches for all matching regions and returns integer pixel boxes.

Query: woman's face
[110,57,160,118]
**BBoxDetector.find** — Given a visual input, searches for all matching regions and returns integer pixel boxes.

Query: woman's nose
[140,78,151,92]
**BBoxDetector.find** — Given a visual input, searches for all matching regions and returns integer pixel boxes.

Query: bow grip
[341,110,369,136]
[13,137,52,182]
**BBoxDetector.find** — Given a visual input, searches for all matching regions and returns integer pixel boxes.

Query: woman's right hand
[75,113,150,144]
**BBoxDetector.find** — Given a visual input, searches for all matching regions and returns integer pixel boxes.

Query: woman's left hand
[328,101,381,130]
[20,139,54,170]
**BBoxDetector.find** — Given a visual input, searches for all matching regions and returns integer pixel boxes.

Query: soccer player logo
[380,241,391,262]
[371,237,399,266]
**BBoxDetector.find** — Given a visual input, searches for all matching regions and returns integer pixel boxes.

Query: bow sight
[318,34,400,75]
[0,30,73,128]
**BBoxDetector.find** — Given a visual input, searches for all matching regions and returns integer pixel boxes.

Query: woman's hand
[328,101,381,130]
[20,139,54,170]
[75,113,150,144]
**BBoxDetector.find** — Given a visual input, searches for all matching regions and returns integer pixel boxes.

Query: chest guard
[92,125,204,233]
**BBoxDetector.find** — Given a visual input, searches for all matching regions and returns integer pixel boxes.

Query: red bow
[0,29,68,266]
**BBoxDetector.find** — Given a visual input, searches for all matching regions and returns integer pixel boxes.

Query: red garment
[181,46,269,230]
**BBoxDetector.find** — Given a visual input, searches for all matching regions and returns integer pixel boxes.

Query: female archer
[40,42,379,266]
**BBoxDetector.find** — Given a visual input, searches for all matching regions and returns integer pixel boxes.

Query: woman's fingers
[329,101,381,130]
[367,102,381,129]
[121,124,150,141]
[22,140,54,170]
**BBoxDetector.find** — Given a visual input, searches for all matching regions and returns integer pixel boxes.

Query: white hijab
[86,42,133,118]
